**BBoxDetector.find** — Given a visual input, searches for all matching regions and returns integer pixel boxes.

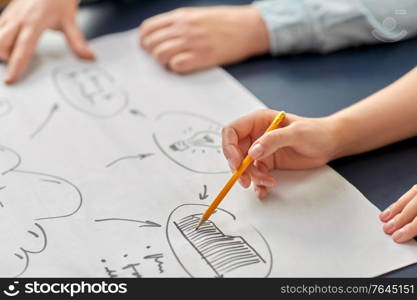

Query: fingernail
[380,208,391,219]
[383,219,395,232]
[392,228,404,242]
[249,143,264,159]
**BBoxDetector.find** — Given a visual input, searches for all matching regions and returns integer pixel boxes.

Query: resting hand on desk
[0,0,94,84]
[223,67,417,243]
[138,6,269,74]
[380,186,417,244]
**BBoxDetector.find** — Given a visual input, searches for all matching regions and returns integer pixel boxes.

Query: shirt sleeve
[254,0,417,55]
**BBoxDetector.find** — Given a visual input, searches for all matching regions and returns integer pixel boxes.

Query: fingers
[381,185,417,243]
[5,26,42,84]
[383,195,417,235]
[238,173,251,189]
[380,185,417,222]
[254,185,268,199]
[248,126,296,160]
[222,109,278,164]
[139,11,177,38]
[392,217,417,243]
[152,39,188,66]
[0,23,20,61]
[141,26,181,51]
[168,51,201,74]
[62,21,95,60]
[222,126,242,171]
[250,162,276,188]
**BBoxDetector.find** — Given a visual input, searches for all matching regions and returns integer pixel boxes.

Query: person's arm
[222,67,417,243]
[329,67,417,158]
[255,0,417,55]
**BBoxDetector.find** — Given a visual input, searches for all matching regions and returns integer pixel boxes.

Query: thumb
[63,21,95,60]
[248,127,295,160]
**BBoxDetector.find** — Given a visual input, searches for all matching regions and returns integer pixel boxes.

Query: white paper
[0,30,416,278]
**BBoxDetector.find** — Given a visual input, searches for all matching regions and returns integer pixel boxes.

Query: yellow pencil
[196,111,286,230]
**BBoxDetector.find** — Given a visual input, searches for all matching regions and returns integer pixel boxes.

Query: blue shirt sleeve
[254,0,417,55]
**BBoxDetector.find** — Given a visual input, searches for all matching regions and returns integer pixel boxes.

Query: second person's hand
[138,5,269,74]
[222,109,341,199]
[0,0,95,84]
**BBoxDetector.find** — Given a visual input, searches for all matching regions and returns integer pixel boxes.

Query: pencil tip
[195,218,206,230]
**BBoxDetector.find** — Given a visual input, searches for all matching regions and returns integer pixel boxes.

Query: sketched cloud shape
[0,145,82,277]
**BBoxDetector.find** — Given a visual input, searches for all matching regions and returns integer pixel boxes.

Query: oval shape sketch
[166,204,273,278]
[153,111,228,174]
[0,98,12,117]
[53,65,128,118]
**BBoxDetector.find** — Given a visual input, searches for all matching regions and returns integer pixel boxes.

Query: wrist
[322,115,351,161]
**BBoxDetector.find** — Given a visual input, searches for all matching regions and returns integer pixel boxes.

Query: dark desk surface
[80,0,417,277]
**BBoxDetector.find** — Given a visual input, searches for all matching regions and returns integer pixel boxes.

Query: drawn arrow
[30,103,59,139]
[94,218,162,228]
[105,153,155,168]
[199,185,209,200]
[139,220,162,228]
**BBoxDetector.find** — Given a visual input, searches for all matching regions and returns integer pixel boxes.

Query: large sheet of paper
[0,30,416,278]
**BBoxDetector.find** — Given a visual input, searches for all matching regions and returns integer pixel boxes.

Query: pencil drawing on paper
[94,218,161,228]
[53,65,129,118]
[0,98,12,118]
[166,204,273,278]
[0,145,82,277]
[153,111,228,174]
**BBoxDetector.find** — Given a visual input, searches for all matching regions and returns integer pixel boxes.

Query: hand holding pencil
[221,109,340,199]
[197,111,286,228]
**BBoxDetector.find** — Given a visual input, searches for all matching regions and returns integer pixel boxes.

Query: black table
[80,0,417,277]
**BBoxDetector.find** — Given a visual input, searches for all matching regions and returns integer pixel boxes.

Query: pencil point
[195,218,206,230]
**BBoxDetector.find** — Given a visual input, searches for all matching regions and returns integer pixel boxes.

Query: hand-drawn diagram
[153,112,228,174]
[53,65,129,118]
[166,204,272,278]
[0,145,82,277]
[0,98,12,118]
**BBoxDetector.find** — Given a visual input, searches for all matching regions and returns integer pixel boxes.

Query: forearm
[329,67,417,159]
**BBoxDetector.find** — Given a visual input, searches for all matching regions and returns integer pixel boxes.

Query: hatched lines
[173,214,265,277]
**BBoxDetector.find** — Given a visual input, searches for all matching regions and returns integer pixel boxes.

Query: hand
[138,5,269,74]
[222,109,340,199]
[0,0,94,84]
[380,185,417,243]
